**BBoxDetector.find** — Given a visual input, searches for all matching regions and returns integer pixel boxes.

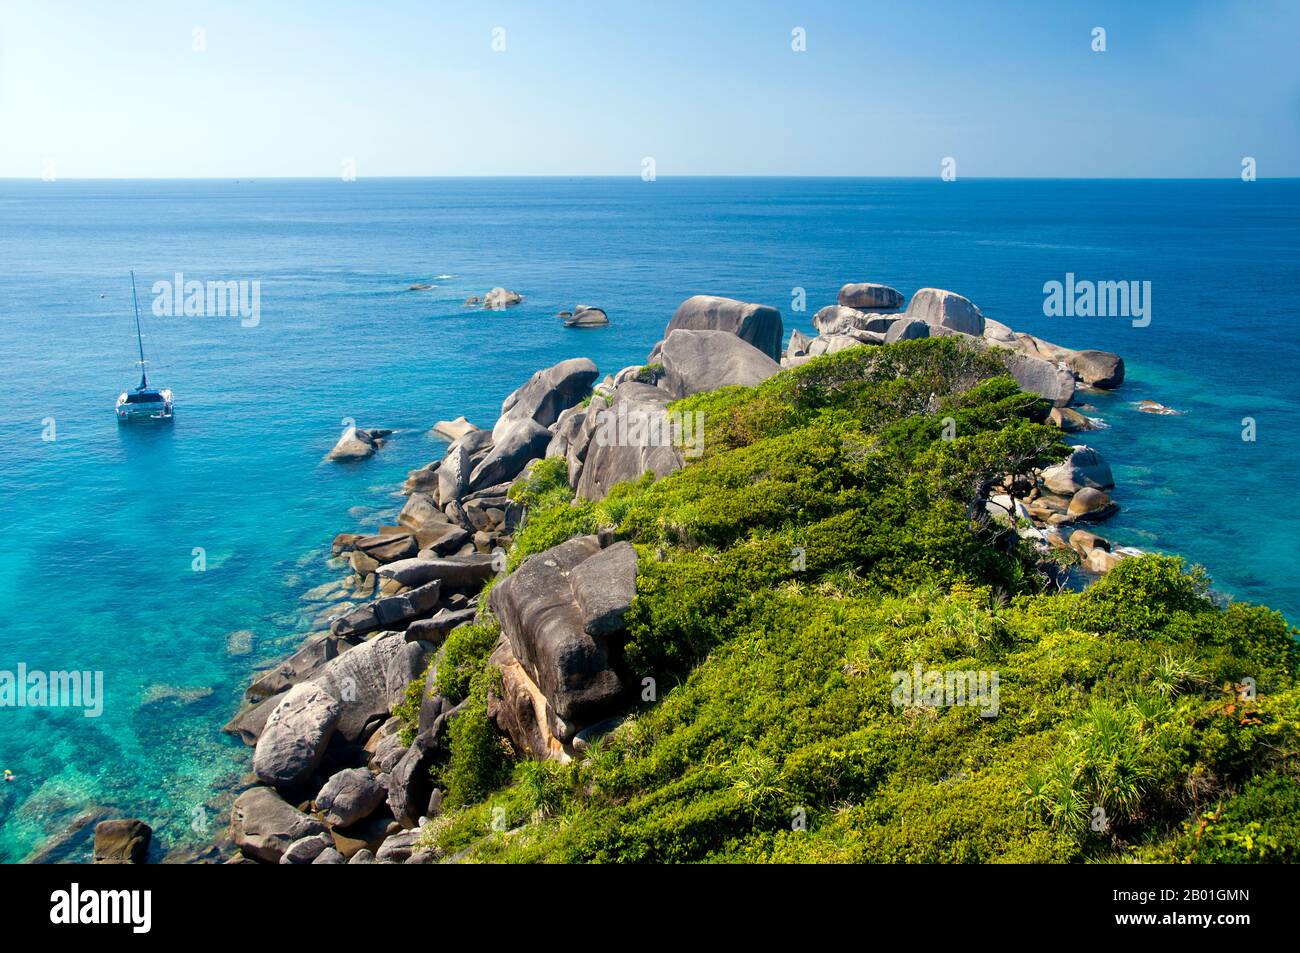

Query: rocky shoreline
[201,282,1141,864]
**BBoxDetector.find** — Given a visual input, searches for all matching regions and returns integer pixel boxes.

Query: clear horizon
[2,0,1297,179]
[6,174,1300,181]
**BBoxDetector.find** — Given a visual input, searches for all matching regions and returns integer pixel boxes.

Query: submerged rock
[93,819,152,864]
[1137,399,1184,416]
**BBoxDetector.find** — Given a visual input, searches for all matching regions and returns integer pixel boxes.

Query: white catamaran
[115,270,174,421]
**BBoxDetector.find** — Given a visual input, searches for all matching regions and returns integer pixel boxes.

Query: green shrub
[433,619,501,702]
[409,340,1300,864]
[444,670,513,809]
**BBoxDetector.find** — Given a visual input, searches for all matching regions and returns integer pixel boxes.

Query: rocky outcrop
[884,317,931,343]
[1067,486,1119,521]
[837,282,904,312]
[1040,446,1115,495]
[230,787,329,864]
[470,419,552,491]
[430,416,479,442]
[905,288,986,336]
[663,295,784,361]
[92,819,151,864]
[565,306,609,327]
[327,427,391,462]
[494,358,599,437]
[315,631,428,742]
[314,767,387,828]
[483,287,523,310]
[1001,351,1076,407]
[575,383,684,501]
[489,537,637,745]
[659,329,781,399]
[224,274,1145,864]
[329,580,442,639]
[1065,350,1125,389]
[375,555,497,592]
[252,681,341,788]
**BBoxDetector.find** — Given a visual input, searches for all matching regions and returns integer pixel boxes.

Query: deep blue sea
[0,177,1296,861]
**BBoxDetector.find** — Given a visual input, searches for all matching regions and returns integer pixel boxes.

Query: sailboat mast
[130,270,148,388]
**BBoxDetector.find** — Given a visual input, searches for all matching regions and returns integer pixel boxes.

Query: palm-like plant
[727,749,787,823]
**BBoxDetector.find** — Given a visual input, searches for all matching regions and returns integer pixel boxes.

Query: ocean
[0,176,1296,861]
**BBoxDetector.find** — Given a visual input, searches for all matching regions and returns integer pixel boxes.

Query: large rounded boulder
[230,787,329,864]
[1066,350,1125,389]
[493,357,599,439]
[488,537,637,744]
[837,282,904,312]
[1041,446,1115,495]
[252,681,341,789]
[659,328,781,399]
[905,288,986,336]
[664,295,784,362]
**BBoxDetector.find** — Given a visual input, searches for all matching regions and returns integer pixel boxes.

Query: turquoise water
[0,177,1296,860]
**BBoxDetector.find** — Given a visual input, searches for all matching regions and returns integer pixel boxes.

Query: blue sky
[1,0,1296,178]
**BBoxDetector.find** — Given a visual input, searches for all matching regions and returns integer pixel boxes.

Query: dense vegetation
[413,338,1299,863]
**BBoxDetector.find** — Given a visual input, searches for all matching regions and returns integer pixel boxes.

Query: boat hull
[116,389,174,421]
